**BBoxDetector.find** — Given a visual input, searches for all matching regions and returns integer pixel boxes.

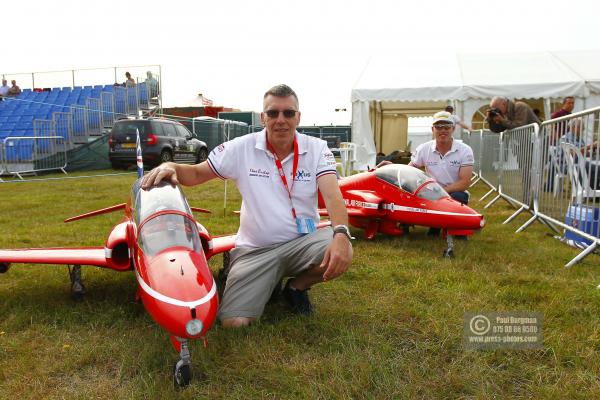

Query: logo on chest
[294,169,312,182]
[248,167,270,178]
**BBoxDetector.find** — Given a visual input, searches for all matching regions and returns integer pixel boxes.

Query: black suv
[108,118,209,169]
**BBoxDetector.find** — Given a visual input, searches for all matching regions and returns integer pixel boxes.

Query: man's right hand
[140,163,179,190]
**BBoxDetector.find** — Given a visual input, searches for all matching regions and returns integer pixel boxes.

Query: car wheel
[160,150,173,163]
[196,147,209,163]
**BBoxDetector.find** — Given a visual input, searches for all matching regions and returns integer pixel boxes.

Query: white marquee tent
[351,50,600,170]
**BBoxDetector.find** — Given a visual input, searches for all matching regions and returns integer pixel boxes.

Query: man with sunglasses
[141,84,352,328]
[409,111,474,235]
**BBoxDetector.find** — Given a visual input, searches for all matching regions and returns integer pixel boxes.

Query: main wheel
[196,147,209,163]
[160,150,173,163]
[0,263,10,273]
[173,363,192,388]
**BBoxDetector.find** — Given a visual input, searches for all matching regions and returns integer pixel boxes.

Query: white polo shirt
[410,139,474,187]
[207,129,337,248]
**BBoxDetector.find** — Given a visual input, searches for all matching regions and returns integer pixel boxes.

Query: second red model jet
[319,164,485,256]
[0,179,236,388]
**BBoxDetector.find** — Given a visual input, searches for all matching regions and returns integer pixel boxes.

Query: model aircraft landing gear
[68,265,86,300]
[173,338,192,388]
[443,235,454,258]
[0,262,10,273]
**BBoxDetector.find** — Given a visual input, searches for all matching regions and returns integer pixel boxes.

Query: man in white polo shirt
[410,111,474,234]
[141,84,353,328]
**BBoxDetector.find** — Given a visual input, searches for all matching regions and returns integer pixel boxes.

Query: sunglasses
[264,109,298,119]
[433,123,454,130]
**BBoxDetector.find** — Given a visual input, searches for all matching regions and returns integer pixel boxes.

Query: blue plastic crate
[565,205,600,246]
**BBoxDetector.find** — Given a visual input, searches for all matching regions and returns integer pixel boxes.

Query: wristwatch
[332,225,353,240]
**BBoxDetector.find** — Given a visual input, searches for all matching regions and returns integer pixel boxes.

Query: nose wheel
[173,338,193,388]
[173,361,192,388]
[443,235,454,258]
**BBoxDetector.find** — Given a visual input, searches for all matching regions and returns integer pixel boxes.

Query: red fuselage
[320,164,484,238]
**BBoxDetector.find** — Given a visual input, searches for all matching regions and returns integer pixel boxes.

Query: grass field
[1,170,600,399]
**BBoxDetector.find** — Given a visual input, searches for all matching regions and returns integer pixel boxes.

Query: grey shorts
[218,227,333,320]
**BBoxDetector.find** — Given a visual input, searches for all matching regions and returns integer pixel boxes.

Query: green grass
[1,170,600,399]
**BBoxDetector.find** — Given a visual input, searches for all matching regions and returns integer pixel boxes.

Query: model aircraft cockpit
[132,180,202,257]
[375,164,449,201]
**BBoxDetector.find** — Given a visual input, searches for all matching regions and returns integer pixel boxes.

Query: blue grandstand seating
[0,82,147,142]
[138,82,149,104]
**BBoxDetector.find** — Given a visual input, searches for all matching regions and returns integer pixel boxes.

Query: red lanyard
[266,133,299,219]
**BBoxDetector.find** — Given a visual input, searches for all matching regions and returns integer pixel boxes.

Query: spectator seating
[0,82,151,143]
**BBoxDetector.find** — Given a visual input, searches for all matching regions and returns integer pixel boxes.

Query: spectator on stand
[145,71,159,98]
[124,72,136,88]
[7,80,21,96]
[0,79,10,98]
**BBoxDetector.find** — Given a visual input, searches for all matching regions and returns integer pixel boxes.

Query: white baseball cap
[432,111,454,125]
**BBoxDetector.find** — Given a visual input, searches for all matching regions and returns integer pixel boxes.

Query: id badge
[296,217,317,234]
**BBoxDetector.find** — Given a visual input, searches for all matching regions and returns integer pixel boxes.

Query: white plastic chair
[338,142,357,177]
[561,142,600,204]
[548,145,567,197]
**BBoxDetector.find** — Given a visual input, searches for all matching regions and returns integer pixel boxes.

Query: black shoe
[427,228,441,236]
[282,280,313,316]
[267,279,283,304]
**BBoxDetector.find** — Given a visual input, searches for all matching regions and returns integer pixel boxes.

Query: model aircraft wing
[0,247,110,268]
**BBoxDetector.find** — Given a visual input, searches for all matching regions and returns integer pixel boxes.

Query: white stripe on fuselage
[135,270,217,309]
[344,199,481,218]
[383,203,480,217]
[344,199,379,209]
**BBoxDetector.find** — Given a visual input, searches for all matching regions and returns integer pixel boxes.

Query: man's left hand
[320,234,353,281]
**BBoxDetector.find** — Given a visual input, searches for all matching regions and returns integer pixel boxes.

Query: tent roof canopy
[351,50,600,102]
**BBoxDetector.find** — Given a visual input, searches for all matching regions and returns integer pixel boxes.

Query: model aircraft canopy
[132,180,204,257]
[138,213,203,257]
[132,179,193,224]
[375,164,449,201]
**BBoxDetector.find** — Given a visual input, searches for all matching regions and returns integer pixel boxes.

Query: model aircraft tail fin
[64,203,127,223]
[136,128,144,178]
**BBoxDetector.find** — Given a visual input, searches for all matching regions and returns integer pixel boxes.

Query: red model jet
[319,164,485,256]
[0,179,235,387]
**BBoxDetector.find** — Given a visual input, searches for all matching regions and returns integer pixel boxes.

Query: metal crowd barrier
[523,108,600,267]
[471,109,599,268]
[468,130,483,186]
[485,124,538,219]
[1,136,67,179]
[478,131,502,202]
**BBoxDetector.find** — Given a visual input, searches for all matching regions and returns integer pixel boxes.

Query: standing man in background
[444,105,471,131]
